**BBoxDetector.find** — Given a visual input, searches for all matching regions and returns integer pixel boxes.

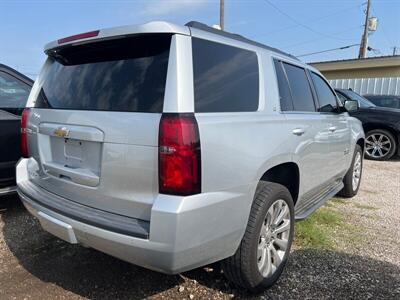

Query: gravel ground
[0,159,399,299]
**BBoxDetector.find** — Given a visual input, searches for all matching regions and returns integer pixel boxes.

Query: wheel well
[357,138,365,152]
[363,124,398,146]
[260,162,300,204]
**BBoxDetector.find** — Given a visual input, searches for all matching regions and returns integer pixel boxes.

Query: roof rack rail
[185,21,299,61]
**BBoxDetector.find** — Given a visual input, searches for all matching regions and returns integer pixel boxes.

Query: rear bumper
[18,181,150,239]
[17,158,248,274]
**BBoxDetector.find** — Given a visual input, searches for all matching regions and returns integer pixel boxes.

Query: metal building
[310,55,400,96]
[329,77,400,96]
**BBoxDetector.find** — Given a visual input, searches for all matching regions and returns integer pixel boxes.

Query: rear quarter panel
[194,52,297,244]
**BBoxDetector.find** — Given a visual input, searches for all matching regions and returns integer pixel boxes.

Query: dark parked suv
[0,64,33,195]
[336,88,400,161]
[364,94,400,109]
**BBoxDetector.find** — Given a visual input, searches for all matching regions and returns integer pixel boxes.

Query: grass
[294,206,344,249]
[294,198,370,250]
[331,198,350,205]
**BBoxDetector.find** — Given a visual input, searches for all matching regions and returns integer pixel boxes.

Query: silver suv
[16,21,365,292]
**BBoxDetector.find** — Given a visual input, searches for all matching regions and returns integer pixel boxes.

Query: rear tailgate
[26,33,173,221]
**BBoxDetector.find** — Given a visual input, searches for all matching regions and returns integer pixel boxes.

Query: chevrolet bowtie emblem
[54,127,70,138]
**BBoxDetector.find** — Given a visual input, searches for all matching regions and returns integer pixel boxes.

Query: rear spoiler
[44,21,190,53]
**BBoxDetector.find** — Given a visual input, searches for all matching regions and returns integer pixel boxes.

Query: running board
[294,182,343,220]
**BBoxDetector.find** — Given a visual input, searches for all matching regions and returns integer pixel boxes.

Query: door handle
[329,126,337,132]
[292,128,305,136]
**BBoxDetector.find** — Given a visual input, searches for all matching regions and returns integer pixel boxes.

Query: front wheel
[338,144,363,198]
[221,181,294,292]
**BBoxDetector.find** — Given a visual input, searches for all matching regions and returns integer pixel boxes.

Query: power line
[282,26,362,49]
[253,3,362,39]
[262,0,358,41]
[297,44,360,58]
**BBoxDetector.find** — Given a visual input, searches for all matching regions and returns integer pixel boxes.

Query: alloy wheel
[365,133,392,159]
[257,199,291,278]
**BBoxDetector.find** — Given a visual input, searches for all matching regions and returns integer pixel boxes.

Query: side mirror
[344,99,359,112]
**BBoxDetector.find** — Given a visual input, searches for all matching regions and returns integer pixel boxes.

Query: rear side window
[192,38,259,112]
[281,62,315,112]
[310,72,338,112]
[273,60,293,111]
[35,34,171,112]
[0,71,31,115]
[370,97,399,109]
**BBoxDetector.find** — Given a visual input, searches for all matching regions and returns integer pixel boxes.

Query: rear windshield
[35,34,171,112]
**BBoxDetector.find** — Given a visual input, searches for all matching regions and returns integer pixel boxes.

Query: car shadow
[184,248,400,299]
[1,197,399,299]
[1,197,184,299]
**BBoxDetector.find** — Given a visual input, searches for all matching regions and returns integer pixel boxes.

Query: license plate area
[64,139,83,164]
[37,123,104,186]
[49,137,101,173]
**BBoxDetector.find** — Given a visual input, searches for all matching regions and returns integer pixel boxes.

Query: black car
[0,64,33,195]
[364,94,400,109]
[335,88,400,161]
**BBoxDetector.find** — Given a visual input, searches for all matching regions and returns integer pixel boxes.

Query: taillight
[20,108,30,158]
[159,113,201,196]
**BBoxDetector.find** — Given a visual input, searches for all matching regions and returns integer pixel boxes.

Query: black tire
[365,129,397,161]
[338,144,363,198]
[221,181,294,292]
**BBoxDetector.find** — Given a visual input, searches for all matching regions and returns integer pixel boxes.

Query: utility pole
[358,0,371,59]
[220,0,225,30]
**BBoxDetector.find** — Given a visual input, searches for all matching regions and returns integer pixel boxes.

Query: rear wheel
[221,182,294,292]
[365,129,396,161]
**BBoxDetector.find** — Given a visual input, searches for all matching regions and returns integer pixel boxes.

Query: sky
[0,0,399,78]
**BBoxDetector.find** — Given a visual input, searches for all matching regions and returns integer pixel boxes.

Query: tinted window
[274,60,293,111]
[311,72,338,112]
[340,89,376,108]
[0,71,31,113]
[367,96,400,109]
[282,63,315,112]
[192,38,259,112]
[35,34,171,112]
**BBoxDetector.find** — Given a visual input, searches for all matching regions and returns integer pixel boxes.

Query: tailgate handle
[39,123,104,142]
[43,162,99,187]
